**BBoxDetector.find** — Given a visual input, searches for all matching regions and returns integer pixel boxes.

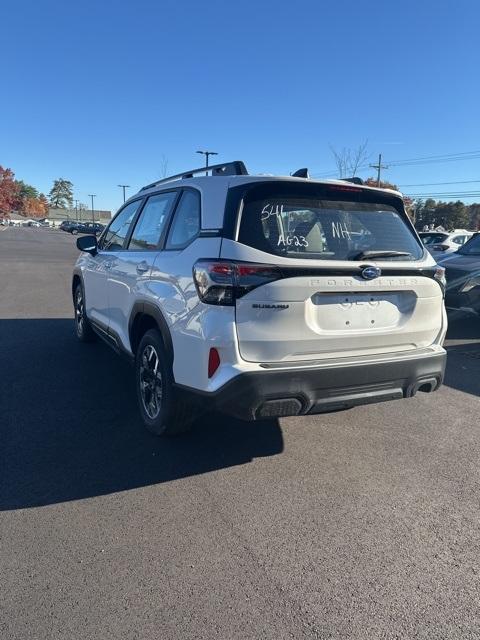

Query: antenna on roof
[342,177,364,185]
[291,168,309,178]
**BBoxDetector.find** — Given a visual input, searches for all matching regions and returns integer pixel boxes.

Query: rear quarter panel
[148,237,234,388]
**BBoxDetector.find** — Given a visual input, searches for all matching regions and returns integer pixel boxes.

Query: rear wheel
[135,329,194,436]
[74,283,96,342]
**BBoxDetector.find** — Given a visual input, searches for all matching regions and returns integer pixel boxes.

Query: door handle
[136,261,149,274]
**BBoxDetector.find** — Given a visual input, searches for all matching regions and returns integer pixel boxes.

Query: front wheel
[135,329,194,436]
[74,283,96,342]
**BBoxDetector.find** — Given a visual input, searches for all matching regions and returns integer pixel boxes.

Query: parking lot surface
[1,227,480,639]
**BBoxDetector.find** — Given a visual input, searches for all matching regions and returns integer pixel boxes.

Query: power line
[400,179,480,187]
[388,149,480,165]
[405,192,480,199]
[389,155,480,168]
[311,149,480,178]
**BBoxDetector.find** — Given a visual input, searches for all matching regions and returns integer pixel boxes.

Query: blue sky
[2,0,479,213]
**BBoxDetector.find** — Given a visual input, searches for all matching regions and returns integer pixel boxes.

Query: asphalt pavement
[1,227,480,639]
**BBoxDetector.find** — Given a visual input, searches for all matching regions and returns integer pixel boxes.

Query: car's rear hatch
[220,180,445,363]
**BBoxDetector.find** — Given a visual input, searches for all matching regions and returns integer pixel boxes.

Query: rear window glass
[238,192,423,261]
[459,234,480,255]
[420,233,448,245]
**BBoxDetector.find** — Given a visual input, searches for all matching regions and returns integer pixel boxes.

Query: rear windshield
[458,233,480,255]
[419,232,448,245]
[237,187,423,261]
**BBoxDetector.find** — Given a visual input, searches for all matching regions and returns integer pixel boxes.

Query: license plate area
[310,292,406,330]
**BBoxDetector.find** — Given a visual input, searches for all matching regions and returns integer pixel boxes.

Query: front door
[87,199,144,332]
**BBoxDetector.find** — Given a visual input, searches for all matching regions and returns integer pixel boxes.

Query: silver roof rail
[141,161,248,191]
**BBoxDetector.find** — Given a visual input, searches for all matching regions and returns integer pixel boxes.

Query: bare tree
[159,154,169,178]
[330,140,369,178]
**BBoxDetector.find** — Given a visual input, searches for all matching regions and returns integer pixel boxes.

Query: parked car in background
[59,220,76,232]
[59,220,105,235]
[83,222,105,235]
[441,233,480,316]
[419,229,474,257]
[70,221,105,235]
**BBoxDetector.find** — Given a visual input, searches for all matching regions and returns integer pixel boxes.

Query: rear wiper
[349,250,413,261]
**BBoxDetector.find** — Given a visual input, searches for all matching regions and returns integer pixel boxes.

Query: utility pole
[74,199,79,221]
[369,153,389,186]
[88,194,96,224]
[196,150,218,175]
[118,184,130,203]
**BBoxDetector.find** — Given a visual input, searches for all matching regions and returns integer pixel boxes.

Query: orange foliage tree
[0,166,20,217]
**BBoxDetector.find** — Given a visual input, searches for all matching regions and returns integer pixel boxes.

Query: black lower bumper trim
[175,351,447,421]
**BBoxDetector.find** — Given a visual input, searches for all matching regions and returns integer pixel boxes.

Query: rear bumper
[176,350,447,421]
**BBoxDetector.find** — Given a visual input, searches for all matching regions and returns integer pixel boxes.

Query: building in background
[45,207,112,226]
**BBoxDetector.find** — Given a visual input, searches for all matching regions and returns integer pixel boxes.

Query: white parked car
[419,230,474,257]
[73,161,447,435]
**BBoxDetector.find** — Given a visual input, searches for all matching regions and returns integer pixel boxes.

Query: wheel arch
[129,302,174,364]
[72,269,83,299]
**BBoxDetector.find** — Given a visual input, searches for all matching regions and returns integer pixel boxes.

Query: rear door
[220,181,444,363]
[106,190,179,350]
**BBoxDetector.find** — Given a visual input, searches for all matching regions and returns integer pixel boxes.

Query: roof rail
[141,160,248,191]
[342,177,364,185]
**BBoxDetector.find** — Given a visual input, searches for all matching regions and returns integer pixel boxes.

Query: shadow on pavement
[443,314,480,397]
[0,319,283,511]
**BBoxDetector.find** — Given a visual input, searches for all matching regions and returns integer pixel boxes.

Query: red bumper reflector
[208,348,220,378]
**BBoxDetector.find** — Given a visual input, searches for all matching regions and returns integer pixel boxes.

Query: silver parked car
[419,230,474,257]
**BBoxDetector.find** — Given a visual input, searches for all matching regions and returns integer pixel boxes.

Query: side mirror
[76,234,98,255]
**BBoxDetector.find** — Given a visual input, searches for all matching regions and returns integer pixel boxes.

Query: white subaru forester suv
[73,161,447,436]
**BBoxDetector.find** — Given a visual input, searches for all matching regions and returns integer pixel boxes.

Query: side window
[452,235,465,245]
[128,192,177,251]
[102,200,143,251]
[166,190,201,250]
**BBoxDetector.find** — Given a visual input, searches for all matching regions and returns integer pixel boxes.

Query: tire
[71,229,78,235]
[73,283,96,342]
[135,329,194,436]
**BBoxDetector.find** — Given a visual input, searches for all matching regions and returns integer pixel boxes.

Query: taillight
[208,348,221,378]
[193,260,282,305]
[434,266,446,295]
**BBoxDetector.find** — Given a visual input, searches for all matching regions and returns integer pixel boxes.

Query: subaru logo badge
[361,266,381,280]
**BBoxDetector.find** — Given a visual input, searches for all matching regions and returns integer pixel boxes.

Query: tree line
[413,198,479,231]
[0,165,76,219]
[362,178,479,230]
[2,156,480,231]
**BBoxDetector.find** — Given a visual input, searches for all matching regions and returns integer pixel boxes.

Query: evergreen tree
[48,178,73,208]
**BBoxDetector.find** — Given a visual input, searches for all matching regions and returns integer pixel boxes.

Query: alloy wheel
[139,344,163,419]
[75,289,85,336]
